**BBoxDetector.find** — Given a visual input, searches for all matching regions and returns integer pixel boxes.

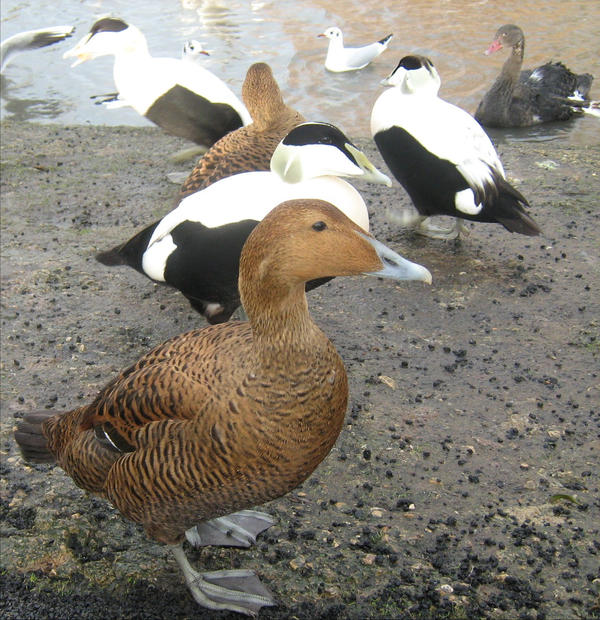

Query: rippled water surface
[1,0,599,144]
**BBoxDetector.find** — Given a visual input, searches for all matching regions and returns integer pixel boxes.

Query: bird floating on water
[1,25,74,73]
[181,39,209,62]
[15,198,431,616]
[179,62,305,199]
[63,17,251,147]
[371,54,540,240]
[475,24,597,127]
[318,26,393,73]
[97,121,392,323]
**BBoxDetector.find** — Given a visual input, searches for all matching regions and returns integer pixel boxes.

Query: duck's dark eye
[312,221,327,231]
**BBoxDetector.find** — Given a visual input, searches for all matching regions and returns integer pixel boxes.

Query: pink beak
[484,39,503,55]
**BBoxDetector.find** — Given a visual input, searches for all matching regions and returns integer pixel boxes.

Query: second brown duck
[179,62,305,199]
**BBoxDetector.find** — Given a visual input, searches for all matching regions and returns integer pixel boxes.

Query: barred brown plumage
[179,62,305,199]
[14,199,431,616]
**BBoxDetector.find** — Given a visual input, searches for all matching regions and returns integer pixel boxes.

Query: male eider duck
[1,25,74,73]
[371,55,540,239]
[476,24,596,127]
[179,62,305,199]
[97,121,392,323]
[63,17,251,147]
[15,199,431,616]
[318,26,393,73]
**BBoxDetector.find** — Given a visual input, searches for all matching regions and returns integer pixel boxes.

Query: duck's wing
[342,42,385,68]
[452,114,507,200]
[80,323,252,453]
[394,96,506,191]
[166,59,251,123]
[178,126,267,198]
[1,25,74,71]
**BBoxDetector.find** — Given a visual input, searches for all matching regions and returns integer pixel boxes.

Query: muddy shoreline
[1,120,599,619]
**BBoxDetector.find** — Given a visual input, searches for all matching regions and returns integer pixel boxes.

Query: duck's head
[239,199,431,311]
[63,17,146,66]
[381,55,441,95]
[270,122,392,186]
[485,24,524,55]
[318,27,343,42]
[182,39,209,60]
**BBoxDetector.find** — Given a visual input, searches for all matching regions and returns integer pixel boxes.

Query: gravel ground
[1,120,599,619]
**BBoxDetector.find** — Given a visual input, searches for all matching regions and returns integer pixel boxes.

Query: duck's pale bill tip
[63,46,87,66]
[360,233,432,284]
[345,144,392,187]
[364,166,392,187]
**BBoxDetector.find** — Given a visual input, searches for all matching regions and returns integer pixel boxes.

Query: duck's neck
[249,93,286,132]
[482,39,524,120]
[243,282,326,367]
[113,31,151,65]
[500,39,524,88]
[328,37,343,53]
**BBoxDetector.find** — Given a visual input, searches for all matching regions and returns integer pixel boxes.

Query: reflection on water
[0,76,65,121]
[1,0,599,145]
[486,120,584,146]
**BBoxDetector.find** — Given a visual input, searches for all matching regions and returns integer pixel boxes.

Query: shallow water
[1,0,599,144]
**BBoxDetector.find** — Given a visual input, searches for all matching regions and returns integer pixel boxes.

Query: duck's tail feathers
[14,411,61,463]
[495,198,540,236]
[95,221,159,274]
[491,177,540,236]
[497,208,541,236]
[378,34,393,47]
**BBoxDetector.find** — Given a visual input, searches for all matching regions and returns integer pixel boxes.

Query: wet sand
[1,120,599,619]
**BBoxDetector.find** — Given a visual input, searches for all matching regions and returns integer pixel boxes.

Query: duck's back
[113,56,248,145]
[373,89,500,172]
[180,105,304,198]
[523,62,593,99]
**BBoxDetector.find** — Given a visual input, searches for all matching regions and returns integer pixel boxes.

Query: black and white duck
[371,54,540,240]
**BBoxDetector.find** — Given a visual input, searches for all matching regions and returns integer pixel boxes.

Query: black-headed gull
[318,26,393,73]
[371,55,540,240]
[182,39,209,62]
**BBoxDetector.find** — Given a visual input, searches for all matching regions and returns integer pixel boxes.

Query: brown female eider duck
[15,199,432,616]
[96,121,392,323]
[371,55,540,240]
[63,17,251,147]
[475,24,595,127]
[179,62,305,199]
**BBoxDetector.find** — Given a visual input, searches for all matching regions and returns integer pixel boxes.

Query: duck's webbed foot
[185,510,276,548]
[416,216,470,240]
[389,207,471,240]
[172,544,276,616]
